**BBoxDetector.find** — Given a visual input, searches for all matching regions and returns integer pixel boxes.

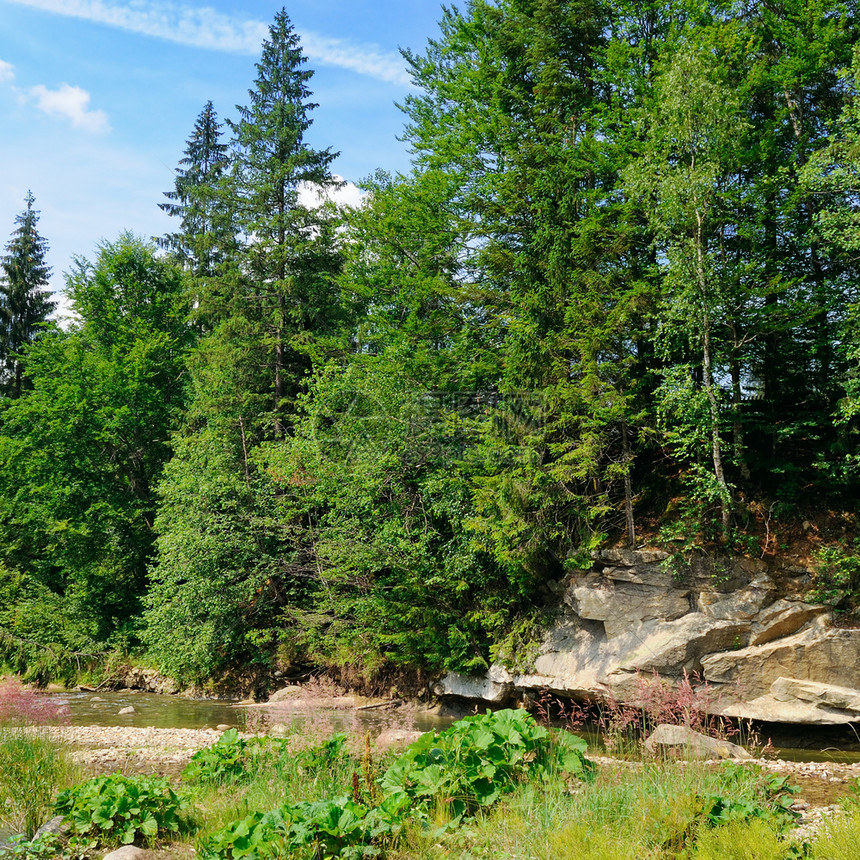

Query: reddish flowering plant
[0,677,69,727]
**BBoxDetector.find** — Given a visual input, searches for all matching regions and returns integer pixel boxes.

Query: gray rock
[216,723,232,732]
[101,847,149,860]
[122,668,180,695]
[701,620,847,689]
[698,586,773,621]
[568,573,691,638]
[434,664,513,703]
[771,677,860,713]
[118,706,135,715]
[432,549,860,725]
[32,816,66,839]
[717,677,860,724]
[268,685,304,703]
[644,724,751,759]
[598,564,677,589]
[750,600,827,646]
[597,548,669,565]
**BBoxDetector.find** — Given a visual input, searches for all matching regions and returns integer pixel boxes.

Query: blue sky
[0,0,444,305]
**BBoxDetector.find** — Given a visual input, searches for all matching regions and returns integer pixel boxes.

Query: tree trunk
[622,419,636,549]
[696,211,731,533]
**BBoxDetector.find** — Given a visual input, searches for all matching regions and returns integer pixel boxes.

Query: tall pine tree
[229,7,343,434]
[144,9,344,682]
[0,192,54,398]
[158,101,235,283]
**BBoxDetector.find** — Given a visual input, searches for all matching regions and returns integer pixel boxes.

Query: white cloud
[29,83,110,133]
[7,0,411,85]
[49,289,79,329]
[0,60,14,83]
[298,178,364,210]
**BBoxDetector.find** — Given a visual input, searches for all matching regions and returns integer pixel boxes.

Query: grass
[809,802,860,860]
[0,679,82,840]
[385,760,802,860]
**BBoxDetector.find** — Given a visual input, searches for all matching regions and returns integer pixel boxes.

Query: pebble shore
[44,726,227,775]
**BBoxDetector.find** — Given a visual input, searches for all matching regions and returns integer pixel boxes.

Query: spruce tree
[229,6,342,434]
[143,8,343,680]
[159,101,235,290]
[0,192,54,398]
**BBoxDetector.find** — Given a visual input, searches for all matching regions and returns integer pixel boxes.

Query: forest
[1,0,859,691]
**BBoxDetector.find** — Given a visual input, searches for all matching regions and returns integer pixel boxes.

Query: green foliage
[0,234,191,669]
[489,613,550,674]
[183,728,249,785]
[379,709,592,818]
[183,730,353,791]
[0,833,89,860]
[0,190,53,399]
[690,818,794,860]
[701,765,800,835]
[197,796,400,860]
[159,100,236,282]
[54,773,189,847]
[807,541,860,611]
[0,728,78,839]
[193,715,592,860]
[258,357,524,680]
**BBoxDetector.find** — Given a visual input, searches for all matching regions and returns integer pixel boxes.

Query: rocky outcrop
[116,668,182,696]
[435,549,860,725]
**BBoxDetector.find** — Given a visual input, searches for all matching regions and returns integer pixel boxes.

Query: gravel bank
[44,726,226,776]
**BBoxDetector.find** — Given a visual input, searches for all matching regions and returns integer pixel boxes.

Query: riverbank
[39,723,859,832]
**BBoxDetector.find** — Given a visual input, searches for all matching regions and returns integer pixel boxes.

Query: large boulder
[644,724,751,759]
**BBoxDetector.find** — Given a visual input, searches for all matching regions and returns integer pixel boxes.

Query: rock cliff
[435,549,860,725]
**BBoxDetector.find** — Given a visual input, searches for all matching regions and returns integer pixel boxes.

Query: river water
[53,690,244,729]
[47,689,452,735]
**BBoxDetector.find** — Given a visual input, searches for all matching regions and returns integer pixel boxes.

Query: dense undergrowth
[2,681,860,860]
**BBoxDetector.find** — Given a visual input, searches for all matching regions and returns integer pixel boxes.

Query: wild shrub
[380,708,593,819]
[701,764,800,833]
[0,832,89,860]
[197,710,593,858]
[54,773,190,847]
[183,729,354,788]
[183,728,249,785]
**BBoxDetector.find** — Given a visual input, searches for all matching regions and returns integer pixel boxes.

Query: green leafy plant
[54,773,189,847]
[297,733,349,772]
[379,708,593,819]
[701,766,800,834]
[197,796,405,860]
[0,833,90,860]
[183,728,248,784]
[183,729,354,791]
